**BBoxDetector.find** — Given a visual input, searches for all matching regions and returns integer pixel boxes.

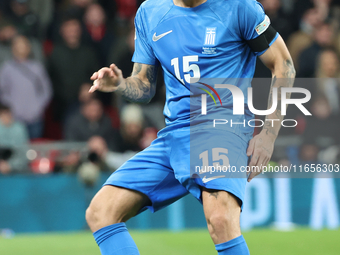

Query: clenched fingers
[89,80,99,93]
[97,67,114,79]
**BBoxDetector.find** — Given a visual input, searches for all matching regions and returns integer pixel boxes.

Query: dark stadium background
[0,0,340,254]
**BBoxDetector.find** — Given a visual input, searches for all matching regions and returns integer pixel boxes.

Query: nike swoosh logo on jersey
[152,30,173,41]
[202,175,225,183]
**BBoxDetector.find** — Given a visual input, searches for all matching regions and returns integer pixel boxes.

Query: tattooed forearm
[146,64,156,84]
[118,63,157,103]
[282,59,296,80]
[263,120,278,136]
[263,58,296,137]
[120,77,151,103]
[131,63,143,76]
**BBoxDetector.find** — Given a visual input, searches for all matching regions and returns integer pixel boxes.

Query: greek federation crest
[203,27,217,55]
[204,27,216,45]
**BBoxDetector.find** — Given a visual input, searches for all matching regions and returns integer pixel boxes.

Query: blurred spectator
[287,8,323,69]
[59,150,81,174]
[78,135,136,187]
[299,142,320,164]
[139,127,158,150]
[87,135,136,171]
[291,0,337,31]
[0,104,29,174]
[311,0,333,22]
[260,0,293,40]
[315,49,340,114]
[83,3,115,66]
[316,49,340,78]
[28,0,54,37]
[64,98,118,150]
[64,0,94,20]
[96,0,117,23]
[303,95,340,147]
[78,129,158,184]
[0,23,43,67]
[298,22,336,77]
[0,22,17,66]
[64,82,95,123]
[87,136,110,166]
[86,135,115,171]
[0,1,6,13]
[49,0,94,42]
[77,159,101,187]
[64,82,120,130]
[8,0,40,38]
[142,90,166,130]
[115,0,137,21]
[116,104,144,152]
[72,0,93,8]
[292,0,314,30]
[0,35,52,139]
[48,17,99,121]
[108,19,135,77]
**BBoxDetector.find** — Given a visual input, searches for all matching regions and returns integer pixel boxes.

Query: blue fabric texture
[93,223,140,255]
[215,235,250,255]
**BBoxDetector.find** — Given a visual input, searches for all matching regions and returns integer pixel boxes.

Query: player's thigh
[87,185,150,225]
[104,133,188,213]
[87,133,188,233]
[202,188,241,224]
[202,188,242,242]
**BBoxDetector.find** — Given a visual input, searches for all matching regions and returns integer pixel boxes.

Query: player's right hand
[89,64,124,93]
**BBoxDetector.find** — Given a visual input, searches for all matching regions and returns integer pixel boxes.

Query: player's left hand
[246,131,276,182]
[89,64,123,93]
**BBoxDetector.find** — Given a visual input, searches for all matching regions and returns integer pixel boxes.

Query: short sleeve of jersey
[132,7,158,65]
[238,0,278,55]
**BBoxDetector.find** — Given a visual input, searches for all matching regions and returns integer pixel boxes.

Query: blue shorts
[104,127,250,213]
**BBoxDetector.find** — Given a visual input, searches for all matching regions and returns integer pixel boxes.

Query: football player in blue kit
[86,0,296,254]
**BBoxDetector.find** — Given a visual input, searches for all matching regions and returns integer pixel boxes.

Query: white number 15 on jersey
[171,55,201,84]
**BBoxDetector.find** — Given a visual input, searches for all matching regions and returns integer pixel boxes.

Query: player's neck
[173,0,207,8]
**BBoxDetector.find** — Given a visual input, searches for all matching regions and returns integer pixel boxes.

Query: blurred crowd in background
[0,0,340,180]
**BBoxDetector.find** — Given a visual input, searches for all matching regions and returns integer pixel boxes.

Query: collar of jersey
[172,0,209,12]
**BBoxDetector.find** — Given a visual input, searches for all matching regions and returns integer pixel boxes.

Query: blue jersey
[132,0,278,140]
